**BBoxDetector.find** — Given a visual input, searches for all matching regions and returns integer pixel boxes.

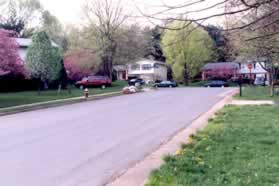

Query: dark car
[204,80,229,88]
[128,78,145,86]
[154,81,178,88]
[76,76,112,89]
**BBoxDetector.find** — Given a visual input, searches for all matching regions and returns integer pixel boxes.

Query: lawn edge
[106,89,238,186]
[0,91,122,117]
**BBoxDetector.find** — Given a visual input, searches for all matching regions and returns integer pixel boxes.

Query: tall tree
[41,10,68,51]
[26,31,62,93]
[0,29,25,77]
[204,25,232,62]
[162,21,215,85]
[113,24,150,64]
[83,0,129,79]
[145,26,166,62]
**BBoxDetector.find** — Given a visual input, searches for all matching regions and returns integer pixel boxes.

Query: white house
[15,38,59,62]
[127,59,168,82]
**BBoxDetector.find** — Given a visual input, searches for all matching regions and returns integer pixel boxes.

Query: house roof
[132,59,167,66]
[14,38,59,48]
[113,65,127,72]
[202,62,240,71]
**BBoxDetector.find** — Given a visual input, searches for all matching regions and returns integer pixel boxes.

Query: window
[142,64,152,70]
[131,64,140,71]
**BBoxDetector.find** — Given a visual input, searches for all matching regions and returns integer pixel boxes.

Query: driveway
[0,88,235,186]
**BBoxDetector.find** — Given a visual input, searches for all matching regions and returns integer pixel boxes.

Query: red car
[76,76,112,89]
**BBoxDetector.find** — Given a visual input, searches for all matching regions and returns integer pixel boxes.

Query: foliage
[145,26,166,62]
[64,49,100,81]
[162,21,215,84]
[41,10,68,51]
[0,29,25,77]
[26,31,62,82]
[147,105,279,186]
[114,24,151,64]
[205,25,231,62]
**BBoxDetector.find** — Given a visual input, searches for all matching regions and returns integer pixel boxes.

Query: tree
[162,21,215,85]
[145,26,166,62]
[41,10,68,51]
[0,0,42,37]
[64,49,100,82]
[113,24,150,64]
[0,29,25,77]
[204,25,232,62]
[83,0,129,79]
[26,31,62,93]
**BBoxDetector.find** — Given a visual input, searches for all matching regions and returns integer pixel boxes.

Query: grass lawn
[147,105,279,186]
[235,86,279,101]
[0,81,127,108]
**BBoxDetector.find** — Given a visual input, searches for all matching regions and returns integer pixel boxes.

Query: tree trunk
[37,80,41,95]
[184,63,189,86]
[270,67,274,97]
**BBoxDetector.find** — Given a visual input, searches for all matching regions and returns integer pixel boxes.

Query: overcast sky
[39,0,225,26]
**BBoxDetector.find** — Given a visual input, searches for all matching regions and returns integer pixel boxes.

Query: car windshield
[161,81,170,84]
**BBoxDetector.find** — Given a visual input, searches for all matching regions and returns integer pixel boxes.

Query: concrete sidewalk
[230,100,276,105]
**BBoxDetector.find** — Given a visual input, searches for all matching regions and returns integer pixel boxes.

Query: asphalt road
[0,88,234,186]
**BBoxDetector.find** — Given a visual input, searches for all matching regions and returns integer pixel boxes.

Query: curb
[0,91,122,117]
[106,89,238,186]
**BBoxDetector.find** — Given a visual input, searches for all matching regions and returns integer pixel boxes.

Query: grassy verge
[146,105,279,186]
[0,81,127,108]
[235,86,279,101]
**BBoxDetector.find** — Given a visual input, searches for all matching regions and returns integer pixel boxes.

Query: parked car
[204,80,229,88]
[154,81,178,88]
[76,76,112,89]
[128,78,145,86]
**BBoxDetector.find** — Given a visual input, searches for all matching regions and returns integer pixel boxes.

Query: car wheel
[169,85,173,88]
[101,85,106,89]
[221,85,225,88]
[207,85,210,88]
[80,85,84,90]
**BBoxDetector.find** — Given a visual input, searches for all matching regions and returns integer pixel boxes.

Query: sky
[39,0,225,27]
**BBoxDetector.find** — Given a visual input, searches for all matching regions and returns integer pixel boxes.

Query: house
[127,59,168,82]
[15,38,59,63]
[202,59,270,83]
[113,65,127,80]
[202,62,240,81]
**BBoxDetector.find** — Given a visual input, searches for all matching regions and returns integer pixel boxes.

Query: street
[0,88,234,186]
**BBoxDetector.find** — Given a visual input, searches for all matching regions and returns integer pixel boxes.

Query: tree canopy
[26,31,62,82]
[0,29,25,77]
[162,21,215,84]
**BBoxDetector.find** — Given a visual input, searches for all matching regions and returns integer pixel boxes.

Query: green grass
[235,86,279,101]
[0,81,127,108]
[146,105,279,186]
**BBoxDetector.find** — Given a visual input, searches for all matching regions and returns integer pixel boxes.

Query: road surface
[0,88,234,186]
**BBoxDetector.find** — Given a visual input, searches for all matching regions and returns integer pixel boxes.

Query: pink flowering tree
[64,50,100,82]
[0,29,26,78]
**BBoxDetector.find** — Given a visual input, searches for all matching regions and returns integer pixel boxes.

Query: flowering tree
[26,31,62,93]
[64,50,100,82]
[0,29,25,77]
